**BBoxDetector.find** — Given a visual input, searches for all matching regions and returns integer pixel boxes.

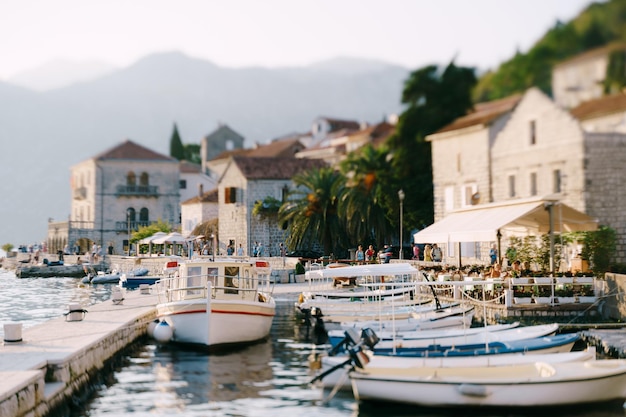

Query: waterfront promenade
[0,280,310,417]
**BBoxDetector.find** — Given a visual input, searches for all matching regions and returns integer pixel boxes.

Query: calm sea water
[0,269,624,417]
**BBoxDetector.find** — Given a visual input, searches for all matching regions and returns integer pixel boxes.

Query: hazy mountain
[0,52,409,245]
[7,59,117,92]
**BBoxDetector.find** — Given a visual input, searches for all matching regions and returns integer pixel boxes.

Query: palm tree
[339,144,393,249]
[278,167,345,256]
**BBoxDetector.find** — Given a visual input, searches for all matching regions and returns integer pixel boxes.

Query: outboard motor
[310,327,380,384]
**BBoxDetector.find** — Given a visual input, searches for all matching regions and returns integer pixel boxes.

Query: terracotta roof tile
[435,94,522,134]
[179,160,202,173]
[181,188,218,205]
[232,156,328,180]
[570,93,626,120]
[247,138,305,158]
[553,43,626,69]
[95,139,174,161]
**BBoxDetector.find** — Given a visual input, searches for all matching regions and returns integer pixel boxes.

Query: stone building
[217,156,327,257]
[200,124,245,175]
[552,43,626,110]
[425,87,626,263]
[180,187,218,238]
[48,140,180,256]
[178,160,216,204]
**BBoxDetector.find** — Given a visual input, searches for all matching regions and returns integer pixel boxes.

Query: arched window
[140,172,149,186]
[126,208,136,222]
[139,208,149,222]
[126,172,136,186]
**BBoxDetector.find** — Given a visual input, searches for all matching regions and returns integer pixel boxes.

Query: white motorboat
[328,321,519,346]
[153,259,275,349]
[317,346,597,391]
[371,322,560,351]
[349,358,626,407]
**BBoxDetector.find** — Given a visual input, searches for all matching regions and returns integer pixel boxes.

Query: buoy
[152,321,174,343]
[147,319,159,338]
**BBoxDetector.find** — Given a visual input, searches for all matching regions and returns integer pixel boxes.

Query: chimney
[198,183,204,197]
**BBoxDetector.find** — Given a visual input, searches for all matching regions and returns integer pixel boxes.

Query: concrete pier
[0,288,158,417]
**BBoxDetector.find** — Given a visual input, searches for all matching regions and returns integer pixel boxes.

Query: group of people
[423,244,442,262]
[355,244,377,263]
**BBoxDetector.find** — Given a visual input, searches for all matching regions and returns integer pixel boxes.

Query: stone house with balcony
[216,156,327,257]
[49,140,180,256]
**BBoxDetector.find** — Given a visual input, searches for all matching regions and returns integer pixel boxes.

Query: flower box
[556,297,576,304]
[514,297,533,305]
[533,296,553,305]
[533,277,553,285]
[511,278,530,285]
[577,296,596,304]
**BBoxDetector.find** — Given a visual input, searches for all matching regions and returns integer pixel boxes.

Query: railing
[69,220,96,230]
[155,273,272,304]
[114,220,153,232]
[115,184,159,196]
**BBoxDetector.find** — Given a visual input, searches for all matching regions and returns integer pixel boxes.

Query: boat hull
[156,298,275,347]
[350,360,626,407]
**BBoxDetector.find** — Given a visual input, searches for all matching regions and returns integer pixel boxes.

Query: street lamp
[398,189,405,260]
[126,208,132,256]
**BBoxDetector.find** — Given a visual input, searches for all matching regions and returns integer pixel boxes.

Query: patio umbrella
[138,232,167,256]
[153,232,188,256]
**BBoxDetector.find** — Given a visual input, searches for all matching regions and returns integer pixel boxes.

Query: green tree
[339,144,393,249]
[131,220,172,244]
[581,225,617,277]
[2,243,14,254]
[183,143,201,164]
[169,123,185,160]
[278,167,345,256]
[387,61,477,230]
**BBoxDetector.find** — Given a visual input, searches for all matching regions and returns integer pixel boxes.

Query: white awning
[413,199,598,244]
[306,263,419,279]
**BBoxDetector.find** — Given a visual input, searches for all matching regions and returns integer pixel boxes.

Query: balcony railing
[115,220,154,232]
[69,221,96,230]
[116,185,159,196]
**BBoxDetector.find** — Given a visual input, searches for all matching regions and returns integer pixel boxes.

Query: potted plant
[294,262,306,283]
[513,288,533,305]
[532,286,553,304]
[577,285,596,303]
[555,287,575,304]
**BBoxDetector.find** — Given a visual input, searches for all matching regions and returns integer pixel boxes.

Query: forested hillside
[474,0,626,102]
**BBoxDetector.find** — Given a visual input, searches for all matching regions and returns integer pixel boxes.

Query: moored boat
[152,258,275,349]
[349,358,626,407]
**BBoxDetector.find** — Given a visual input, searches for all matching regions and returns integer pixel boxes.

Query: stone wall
[602,273,626,320]
[584,133,626,263]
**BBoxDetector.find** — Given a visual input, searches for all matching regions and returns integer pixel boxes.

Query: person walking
[365,245,375,262]
[432,244,442,262]
[489,244,498,265]
[424,244,433,262]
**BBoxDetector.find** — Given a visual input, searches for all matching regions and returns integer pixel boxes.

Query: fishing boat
[152,259,275,349]
[316,346,597,391]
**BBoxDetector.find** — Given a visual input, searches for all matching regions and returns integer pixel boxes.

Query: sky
[0,0,598,80]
